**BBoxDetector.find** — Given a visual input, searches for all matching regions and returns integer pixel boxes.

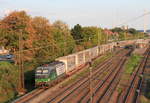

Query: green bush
[0,62,19,103]
[125,54,142,74]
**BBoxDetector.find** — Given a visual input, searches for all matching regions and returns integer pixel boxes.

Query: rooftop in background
[0,46,9,55]
[138,30,150,33]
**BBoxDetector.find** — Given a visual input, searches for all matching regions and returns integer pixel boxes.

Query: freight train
[35,42,116,87]
[35,40,138,88]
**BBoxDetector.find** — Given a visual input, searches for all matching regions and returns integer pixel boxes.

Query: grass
[61,67,89,87]
[117,54,142,94]
[125,54,142,74]
[140,95,150,103]
[0,62,19,103]
[92,52,113,68]
[117,88,123,95]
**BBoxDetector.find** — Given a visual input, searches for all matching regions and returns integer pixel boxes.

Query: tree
[127,28,137,34]
[0,62,18,103]
[31,16,56,63]
[111,27,123,33]
[82,26,100,48]
[71,24,83,44]
[0,11,35,62]
[52,20,76,56]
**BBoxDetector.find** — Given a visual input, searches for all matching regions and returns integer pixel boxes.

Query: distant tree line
[0,11,146,64]
[0,11,147,102]
[111,27,146,40]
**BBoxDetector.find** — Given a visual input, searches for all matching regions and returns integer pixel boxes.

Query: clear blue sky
[0,0,150,29]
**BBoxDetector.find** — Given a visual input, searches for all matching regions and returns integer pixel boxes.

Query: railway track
[95,58,126,103]
[124,47,150,103]
[62,61,119,103]
[13,48,123,103]
[13,88,45,103]
[39,49,131,103]
[53,58,122,103]
[13,47,150,103]
[80,51,128,103]
[135,47,150,103]
[117,47,150,103]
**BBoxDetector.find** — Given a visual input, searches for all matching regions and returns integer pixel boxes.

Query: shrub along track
[116,47,150,103]
[35,49,131,103]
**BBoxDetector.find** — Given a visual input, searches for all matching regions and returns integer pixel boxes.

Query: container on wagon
[56,54,76,73]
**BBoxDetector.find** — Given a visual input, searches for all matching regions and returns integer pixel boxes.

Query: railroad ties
[13,39,150,103]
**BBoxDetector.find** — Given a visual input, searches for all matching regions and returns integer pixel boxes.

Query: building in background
[0,46,9,55]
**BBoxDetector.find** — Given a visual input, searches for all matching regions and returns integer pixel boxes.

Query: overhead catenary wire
[116,12,150,27]
[13,34,105,54]
[13,38,84,54]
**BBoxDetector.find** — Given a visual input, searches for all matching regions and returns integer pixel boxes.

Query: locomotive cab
[35,67,52,87]
[35,61,66,88]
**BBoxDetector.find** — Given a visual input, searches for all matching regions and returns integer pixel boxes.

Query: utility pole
[105,29,108,44]
[89,60,93,103]
[144,10,147,33]
[18,30,26,95]
[126,25,128,40]
[113,10,117,29]
[98,29,100,46]
[123,25,128,40]
[63,36,67,56]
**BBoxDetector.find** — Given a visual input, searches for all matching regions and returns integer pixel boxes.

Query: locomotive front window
[36,70,42,74]
[43,69,49,74]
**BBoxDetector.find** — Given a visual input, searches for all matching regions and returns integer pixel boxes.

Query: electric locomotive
[35,61,66,88]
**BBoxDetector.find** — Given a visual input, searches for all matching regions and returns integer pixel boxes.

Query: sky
[0,0,150,30]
